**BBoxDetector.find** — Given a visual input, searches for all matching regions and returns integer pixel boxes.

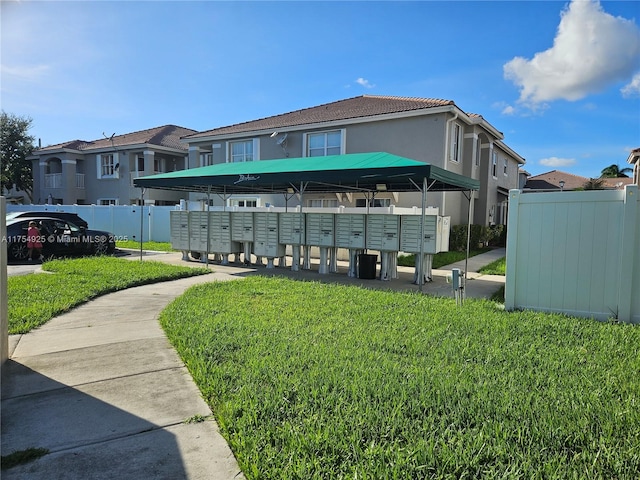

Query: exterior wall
[505,186,639,323]
[183,112,522,226]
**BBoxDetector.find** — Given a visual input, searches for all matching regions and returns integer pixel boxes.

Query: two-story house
[182,95,525,226]
[28,124,197,205]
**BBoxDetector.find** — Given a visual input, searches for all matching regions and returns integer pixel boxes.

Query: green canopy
[133,152,479,194]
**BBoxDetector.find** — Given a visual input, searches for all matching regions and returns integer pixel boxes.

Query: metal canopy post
[205,185,211,268]
[418,177,427,292]
[139,188,145,261]
[464,190,474,292]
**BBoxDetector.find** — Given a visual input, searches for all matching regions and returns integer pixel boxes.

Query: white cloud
[501,105,516,116]
[1,64,50,80]
[504,0,640,106]
[355,77,375,89]
[621,72,640,97]
[540,157,577,167]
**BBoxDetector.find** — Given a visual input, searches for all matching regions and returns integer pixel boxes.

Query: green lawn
[478,257,506,275]
[116,240,175,252]
[160,277,640,479]
[7,257,209,334]
[398,248,491,269]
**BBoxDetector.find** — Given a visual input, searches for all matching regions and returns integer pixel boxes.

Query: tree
[583,178,606,190]
[600,164,633,178]
[0,111,35,202]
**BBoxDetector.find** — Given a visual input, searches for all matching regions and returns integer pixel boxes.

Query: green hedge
[450,224,507,251]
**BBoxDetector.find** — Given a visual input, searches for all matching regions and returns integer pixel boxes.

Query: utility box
[231,211,254,242]
[170,210,190,251]
[366,214,400,251]
[188,211,209,252]
[209,211,240,254]
[278,212,306,245]
[306,213,335,247]
[253,212,285,258]
[335,214,366,249]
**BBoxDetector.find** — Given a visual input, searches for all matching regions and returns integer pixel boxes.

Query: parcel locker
[437,216,451,253]
[208,211,240,254]
[253,212,285,258]
[278,212,306,245]
[400,215,438,254]
[305,213,335,247]
[188,211,209,252]
[366,214,400,251]
[170,210,190,251]
[335,214,366,249]
[231,211,254,242]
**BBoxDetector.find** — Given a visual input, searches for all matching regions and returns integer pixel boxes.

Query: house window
[137,157,144,172]
[230,140,254,163]
[355,198,391,208]
[154,158,163,173]
[475,138,481,167]
[99,154,118,178]
[450,122,462,162]
[306,130,342,157]
[492,152,498,178]
[306,198,339,208]
[229,198,258,208]
[503,158,508,176]
[98,198,118,205]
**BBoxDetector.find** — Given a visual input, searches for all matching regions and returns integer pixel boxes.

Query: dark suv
[6,211,89,229]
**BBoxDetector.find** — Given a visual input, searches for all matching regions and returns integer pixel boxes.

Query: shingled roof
[525,170,634,190]
[36,125,198,153]
[185,95,459,139]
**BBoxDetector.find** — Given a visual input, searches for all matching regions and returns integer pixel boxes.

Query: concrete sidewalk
[2,271,247,480]
[1,247,505,479]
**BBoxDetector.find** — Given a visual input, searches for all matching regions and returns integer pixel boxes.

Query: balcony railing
[44,173,62,189]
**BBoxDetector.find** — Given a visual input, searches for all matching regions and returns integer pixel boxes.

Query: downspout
[443,109,458,217]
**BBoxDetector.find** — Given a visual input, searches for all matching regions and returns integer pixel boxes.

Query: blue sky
[2,0,639,178]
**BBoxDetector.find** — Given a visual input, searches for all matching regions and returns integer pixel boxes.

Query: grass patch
[116,240,174,252]
[1,447,49,470]
[398,248,491,268]
[8,256,209,334]
[161,277,640,479]
[478,257,506,275]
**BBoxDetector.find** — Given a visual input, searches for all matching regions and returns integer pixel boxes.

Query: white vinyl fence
[505,185,639,323]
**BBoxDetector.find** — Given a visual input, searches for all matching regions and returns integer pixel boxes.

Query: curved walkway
[2,248,504,479]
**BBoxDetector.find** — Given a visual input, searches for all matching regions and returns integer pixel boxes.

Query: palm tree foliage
[600,164,633,178]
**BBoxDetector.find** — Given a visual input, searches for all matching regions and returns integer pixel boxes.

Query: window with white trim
[503,158,508,176]
[98,153,119,178]
[492,152,498,178]
[228,198,258,208]
[306,198,339,208]
[355,198,391,208]
[450,122,462,162]
[98,198,118,205]
[306,130,342,157]
[475,138,481,167]
[230,140,254,163]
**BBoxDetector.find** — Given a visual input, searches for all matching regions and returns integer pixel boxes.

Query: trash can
[358,253,377,279]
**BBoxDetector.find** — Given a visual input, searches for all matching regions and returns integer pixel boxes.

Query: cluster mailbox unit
[278,212,306,271]
[170,209,450,282]
[334,213,367,277]
[304,213,336,274]
[253,212,285,268]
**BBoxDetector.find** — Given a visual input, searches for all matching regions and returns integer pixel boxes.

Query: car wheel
[9,242,29,260]
[93,236,110,255]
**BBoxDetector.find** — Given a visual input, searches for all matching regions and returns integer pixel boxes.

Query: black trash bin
[358,253,377,279]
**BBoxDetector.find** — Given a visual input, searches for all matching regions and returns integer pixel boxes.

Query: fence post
[504,189,521,311]
[617,185,638,323]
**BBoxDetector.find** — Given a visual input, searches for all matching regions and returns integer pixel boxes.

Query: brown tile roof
[37,125,198,153]
[525,170,634,190]
[185,95,457,139]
